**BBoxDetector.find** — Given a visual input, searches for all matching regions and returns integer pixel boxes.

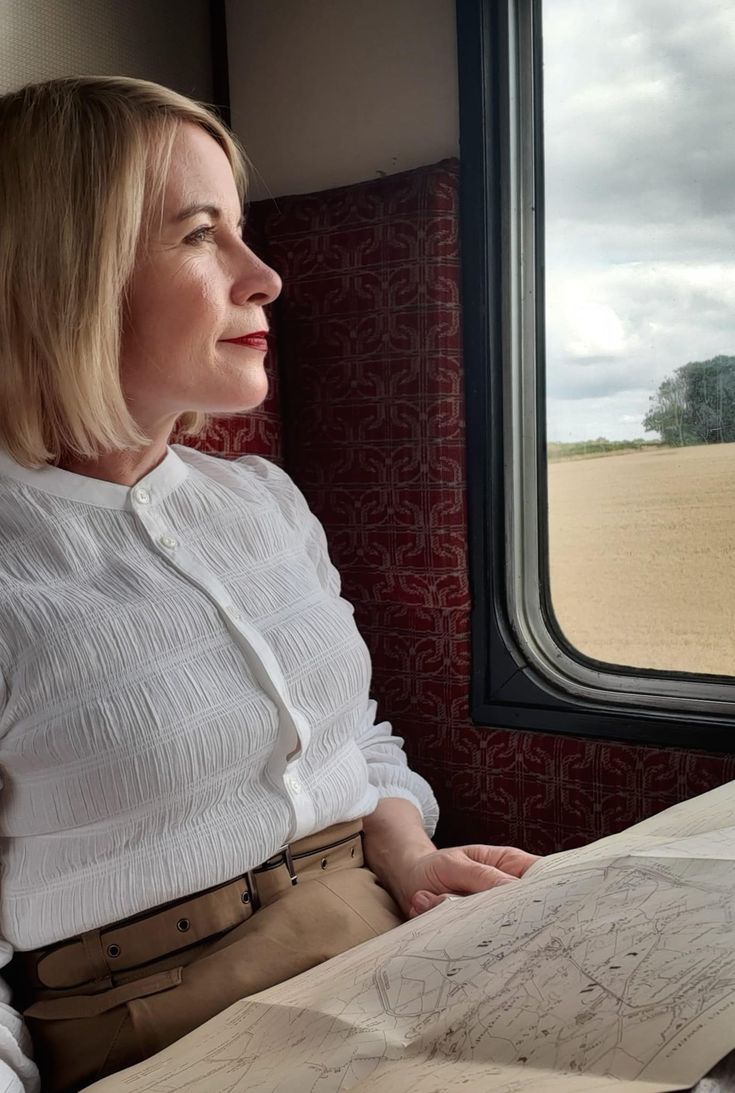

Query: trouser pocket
[24,968,182,1093]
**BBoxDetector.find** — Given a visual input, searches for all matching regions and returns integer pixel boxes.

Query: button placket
[285,773,302,794]
[130,492,183,561]
[126,503,317,836]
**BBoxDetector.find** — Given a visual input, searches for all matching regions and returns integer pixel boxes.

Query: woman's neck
[56,439,169,487]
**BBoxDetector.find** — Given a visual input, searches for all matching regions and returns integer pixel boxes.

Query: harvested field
[547,442,735,676]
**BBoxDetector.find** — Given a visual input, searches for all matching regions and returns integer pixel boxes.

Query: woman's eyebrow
[173,203,245,230]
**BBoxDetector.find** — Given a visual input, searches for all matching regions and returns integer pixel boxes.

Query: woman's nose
[231,247,282,306]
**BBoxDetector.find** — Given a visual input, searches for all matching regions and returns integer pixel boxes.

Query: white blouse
[0,445,438,1092]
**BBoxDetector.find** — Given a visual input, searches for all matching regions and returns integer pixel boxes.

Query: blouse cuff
[369,779,439,838]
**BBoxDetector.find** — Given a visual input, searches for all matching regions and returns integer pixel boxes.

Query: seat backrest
[250,159,467,836]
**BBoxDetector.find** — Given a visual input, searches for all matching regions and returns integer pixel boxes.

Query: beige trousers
[12,820,403,1093]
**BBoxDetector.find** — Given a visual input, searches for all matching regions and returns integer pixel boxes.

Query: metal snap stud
[241,891,250,904]
[176,917,190,932]
[106,943,121,958]
[320,857,328,869]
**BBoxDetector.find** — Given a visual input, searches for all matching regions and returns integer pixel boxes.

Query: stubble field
[547,442,735,676]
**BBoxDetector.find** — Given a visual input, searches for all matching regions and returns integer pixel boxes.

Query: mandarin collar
[0,445,189,511]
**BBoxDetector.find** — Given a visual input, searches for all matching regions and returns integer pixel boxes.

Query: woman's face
[120,123,282,432]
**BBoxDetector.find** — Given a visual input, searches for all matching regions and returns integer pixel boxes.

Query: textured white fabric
[0,443,438,1088]
[0,443,438,949]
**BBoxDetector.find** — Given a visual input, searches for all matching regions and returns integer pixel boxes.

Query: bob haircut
[0,75,248,467]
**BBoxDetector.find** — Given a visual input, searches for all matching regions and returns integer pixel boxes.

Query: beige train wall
[0,0,212,98]
[225,0,459,199]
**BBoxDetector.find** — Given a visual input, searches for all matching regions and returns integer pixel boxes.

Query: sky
[543,0,735,441]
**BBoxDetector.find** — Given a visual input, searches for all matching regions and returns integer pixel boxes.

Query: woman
[0,76,538,1092]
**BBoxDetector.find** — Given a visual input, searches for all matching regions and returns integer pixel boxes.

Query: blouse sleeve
[0,675,41,1093]
[239,457,440,837]
[353,699,439,836]
[0,955,40,1093]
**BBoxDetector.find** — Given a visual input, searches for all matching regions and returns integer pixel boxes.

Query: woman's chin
[204,377,270,415]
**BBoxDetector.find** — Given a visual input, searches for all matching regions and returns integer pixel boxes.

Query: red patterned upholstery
[181,160,735,853]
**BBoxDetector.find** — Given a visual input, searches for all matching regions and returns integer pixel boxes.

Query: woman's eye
[185,224,216,245]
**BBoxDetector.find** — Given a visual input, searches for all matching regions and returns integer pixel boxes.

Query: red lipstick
[222,331,269,351]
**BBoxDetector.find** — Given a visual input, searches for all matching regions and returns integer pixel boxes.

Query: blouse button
[159,535,178,550]
[133,487,150,505]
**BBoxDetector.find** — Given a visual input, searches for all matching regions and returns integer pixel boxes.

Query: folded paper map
[85,780,735,1092]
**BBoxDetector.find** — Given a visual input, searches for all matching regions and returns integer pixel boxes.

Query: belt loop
[282,845,298,886]
[80,929,112,983]
[244,870,261,912]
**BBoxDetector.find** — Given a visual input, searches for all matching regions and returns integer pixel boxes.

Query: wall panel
[1,0,212,98]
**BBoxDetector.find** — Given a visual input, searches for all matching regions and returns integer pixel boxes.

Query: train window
[544,0,735,678]
[458,0,735,749]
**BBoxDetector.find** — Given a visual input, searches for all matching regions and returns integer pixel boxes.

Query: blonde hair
[0,75,248,467]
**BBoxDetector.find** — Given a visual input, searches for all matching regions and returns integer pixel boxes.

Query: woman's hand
[361,798,540,918]
[403,843,539,917]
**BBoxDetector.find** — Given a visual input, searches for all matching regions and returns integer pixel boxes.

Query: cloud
[542,0,735,440]
[562,301,629,360]
[547,261,735,416]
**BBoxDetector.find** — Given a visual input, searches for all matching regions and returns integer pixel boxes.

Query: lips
[221,332,269,351]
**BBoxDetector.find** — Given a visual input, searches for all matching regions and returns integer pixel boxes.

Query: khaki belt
[21,820,364,992]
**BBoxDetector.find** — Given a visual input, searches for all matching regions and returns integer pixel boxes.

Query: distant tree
[643,355,735,446]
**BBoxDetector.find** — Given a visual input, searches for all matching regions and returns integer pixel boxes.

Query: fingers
[408,891,461,918]
[403,844,542,916]
[422,851,532,898]
[463,844,541,878]
[454,859,519,894]
[412,859,517,913]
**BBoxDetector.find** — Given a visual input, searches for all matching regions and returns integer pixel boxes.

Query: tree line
[643,355,735,446]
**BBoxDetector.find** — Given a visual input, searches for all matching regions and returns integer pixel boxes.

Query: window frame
[457,0,735,752]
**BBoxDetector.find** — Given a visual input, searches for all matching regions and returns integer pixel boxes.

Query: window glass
[543,0,735,676]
